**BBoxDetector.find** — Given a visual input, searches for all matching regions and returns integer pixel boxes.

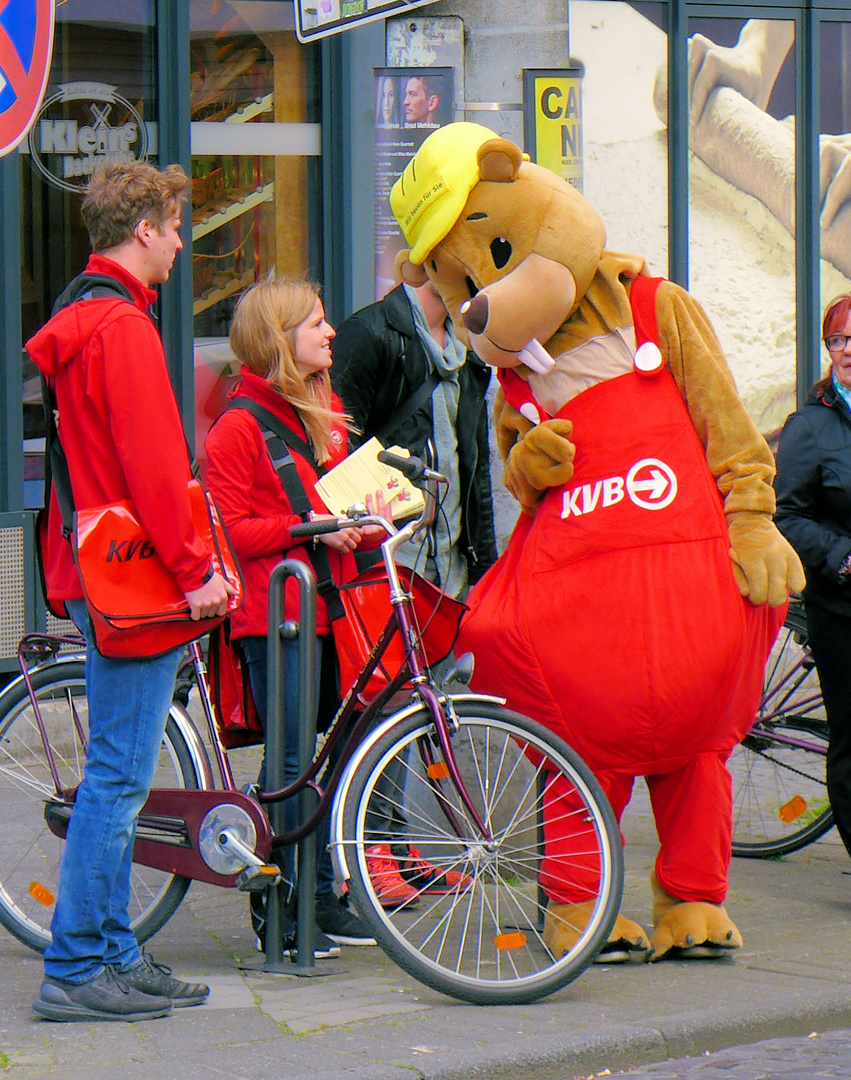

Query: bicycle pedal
[236,864,281,892]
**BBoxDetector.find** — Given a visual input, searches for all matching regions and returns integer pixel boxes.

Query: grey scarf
[402,284,467,597]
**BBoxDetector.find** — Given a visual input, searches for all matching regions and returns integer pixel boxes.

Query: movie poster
[373,67,453,300]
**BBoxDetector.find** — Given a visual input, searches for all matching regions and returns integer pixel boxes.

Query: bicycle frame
[257,564,493,854]
[731,602,833,859]
[751,621,826,755]
[21,465,500,894]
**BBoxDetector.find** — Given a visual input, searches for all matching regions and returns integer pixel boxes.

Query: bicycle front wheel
[731,614,833,858]
[341,700,623,1005]
[0,660,198,953]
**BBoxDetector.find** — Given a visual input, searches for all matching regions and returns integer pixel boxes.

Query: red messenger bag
[72,479,244,659]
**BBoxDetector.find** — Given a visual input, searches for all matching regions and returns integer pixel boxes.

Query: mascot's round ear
[395,249,429,286]
[477,138,524,183]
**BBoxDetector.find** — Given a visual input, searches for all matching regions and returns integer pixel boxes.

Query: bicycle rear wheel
[730,612,833,858]
[0,659,198,953]
[340,700,623,1005]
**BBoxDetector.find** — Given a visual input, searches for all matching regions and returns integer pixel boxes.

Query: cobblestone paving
[578,1028,851,1079]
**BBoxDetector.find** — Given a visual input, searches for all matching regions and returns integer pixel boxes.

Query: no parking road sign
[0,0,54,157]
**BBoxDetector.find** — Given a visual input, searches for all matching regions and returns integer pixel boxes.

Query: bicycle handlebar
[289,519,348,539]
[376,450,447,485]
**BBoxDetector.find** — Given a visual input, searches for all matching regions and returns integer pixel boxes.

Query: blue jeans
[240,633,338,900]
[44,599,183,983]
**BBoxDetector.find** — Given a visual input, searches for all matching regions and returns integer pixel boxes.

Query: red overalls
[459,277,783,904]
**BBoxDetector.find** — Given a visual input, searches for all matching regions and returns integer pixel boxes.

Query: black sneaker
[33,967,172,1023]
[250,890,296,952]
[117,953,209,1007]
[315,895,377,946]
[281,926,342,960]
[250,892,340,958]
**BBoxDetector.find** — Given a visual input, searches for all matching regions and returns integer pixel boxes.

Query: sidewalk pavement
[2,788,851,1080]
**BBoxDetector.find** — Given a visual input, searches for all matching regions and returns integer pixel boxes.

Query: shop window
[819,20,851,358]
[189,1,319,333]
[686,15,797,442]
[568,1,669,278]
[189,2,320,465]
[20,2,157,508]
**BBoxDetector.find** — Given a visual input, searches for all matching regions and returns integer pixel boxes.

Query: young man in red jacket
[27,162,233,1023]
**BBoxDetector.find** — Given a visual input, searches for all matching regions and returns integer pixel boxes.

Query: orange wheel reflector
[778,794,807,824]
[29,882,55,907]
[427,761,450,779]
[494,931,526,951]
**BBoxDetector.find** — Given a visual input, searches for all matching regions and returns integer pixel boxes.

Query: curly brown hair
[81,162,190,252]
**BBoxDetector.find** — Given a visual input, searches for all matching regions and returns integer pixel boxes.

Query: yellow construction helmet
[390,122,502,265]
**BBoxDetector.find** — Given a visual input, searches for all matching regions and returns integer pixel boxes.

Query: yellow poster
[524,70,584,191]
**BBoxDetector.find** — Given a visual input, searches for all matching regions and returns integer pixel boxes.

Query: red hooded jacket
[203,368,360,637]
[26,255,212,606]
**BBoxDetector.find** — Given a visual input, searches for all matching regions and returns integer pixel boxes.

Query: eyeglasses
[825,334,851,352]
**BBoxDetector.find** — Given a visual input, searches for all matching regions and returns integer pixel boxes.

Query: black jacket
[775,380,851,616]
[331,284,497,583]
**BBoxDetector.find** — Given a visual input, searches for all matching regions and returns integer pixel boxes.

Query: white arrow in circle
[631,469,668,500]
[626,458,678,510]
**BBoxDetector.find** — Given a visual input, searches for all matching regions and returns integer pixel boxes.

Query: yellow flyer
[315,438,425,520]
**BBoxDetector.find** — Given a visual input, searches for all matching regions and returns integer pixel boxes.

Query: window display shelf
[225,93,273,123]
[191,182,274,241]
[193,268,256,317]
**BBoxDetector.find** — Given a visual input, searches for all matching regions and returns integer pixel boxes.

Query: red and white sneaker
[365,844,419,908]
[400,847,473,894]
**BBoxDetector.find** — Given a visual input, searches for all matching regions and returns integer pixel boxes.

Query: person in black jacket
[332,280,497,596]
[775,291,851,860]
[332,279,496,905]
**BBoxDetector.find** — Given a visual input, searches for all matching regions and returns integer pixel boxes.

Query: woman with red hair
[775,292,851,860]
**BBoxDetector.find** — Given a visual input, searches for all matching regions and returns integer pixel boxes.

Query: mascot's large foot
[544,901,650,964]
[648,872,744,962]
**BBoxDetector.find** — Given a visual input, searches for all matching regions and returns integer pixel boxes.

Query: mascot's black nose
[460,293,489,335]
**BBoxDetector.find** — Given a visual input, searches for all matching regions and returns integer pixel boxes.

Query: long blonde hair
[230,277,348,464]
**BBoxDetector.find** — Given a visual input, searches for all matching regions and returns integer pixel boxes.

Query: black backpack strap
[373,370,439,446]
[41,279,137,536]
[227,399,345,621]
[42,274,190,533]
[50,273,135,317]
[40,376,74,538]
[228,398,326,476]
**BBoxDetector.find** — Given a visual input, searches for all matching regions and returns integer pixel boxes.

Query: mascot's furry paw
[544,901,650,964]
[648,872,743,962]
[727,511,806,608]
[507,418,576,496]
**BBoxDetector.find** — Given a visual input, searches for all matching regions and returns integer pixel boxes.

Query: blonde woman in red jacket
[205,278,382,956]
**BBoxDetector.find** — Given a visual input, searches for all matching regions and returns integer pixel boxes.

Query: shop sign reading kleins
[28,82,148,193]
[0,0,55,157]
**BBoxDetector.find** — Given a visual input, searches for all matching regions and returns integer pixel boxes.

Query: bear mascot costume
[388,122,805,962]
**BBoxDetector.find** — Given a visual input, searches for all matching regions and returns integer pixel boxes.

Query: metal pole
[0,152,23,514]
[264,561,292,968]
[264,559,321,973]
[287,562,319,970]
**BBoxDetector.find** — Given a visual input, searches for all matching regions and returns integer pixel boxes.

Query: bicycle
[729,596,833,858]
[0,452,623,1006]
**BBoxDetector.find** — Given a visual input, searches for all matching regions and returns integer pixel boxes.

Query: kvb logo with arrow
[561,457,678,519]
[0,0,55,157]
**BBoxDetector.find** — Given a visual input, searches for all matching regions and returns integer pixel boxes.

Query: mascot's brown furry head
[390,122,608,373]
